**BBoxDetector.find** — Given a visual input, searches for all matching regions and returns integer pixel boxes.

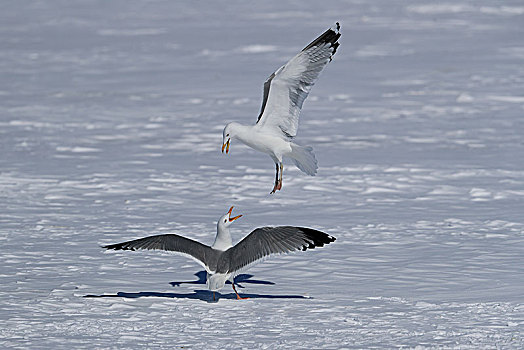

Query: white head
[217,206,242,231]
[222,122,240,154]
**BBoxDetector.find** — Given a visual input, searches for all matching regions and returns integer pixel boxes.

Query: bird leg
[270,163,280,194]
[277,163,283,191]
[213,291,215,301]
[232,283,249,300]
[270,163,283,194]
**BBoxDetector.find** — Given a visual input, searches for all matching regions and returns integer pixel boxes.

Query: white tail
[290,144,318,176]
[207,273,227,291]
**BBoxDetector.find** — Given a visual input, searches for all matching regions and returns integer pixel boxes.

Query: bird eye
[226,134,229,137]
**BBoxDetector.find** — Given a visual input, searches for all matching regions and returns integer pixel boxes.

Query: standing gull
[103,206,336,300]
[222,23,341,193]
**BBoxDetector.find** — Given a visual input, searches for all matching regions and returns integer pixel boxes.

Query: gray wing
[103,234,218,270]
[217,226,336,274]
[256,23,341,138]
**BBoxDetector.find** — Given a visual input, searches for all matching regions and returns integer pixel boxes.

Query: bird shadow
[83,290,308,303]
[169,270,275,288]
[83,271,307,303]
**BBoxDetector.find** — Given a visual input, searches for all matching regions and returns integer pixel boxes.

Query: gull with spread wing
[103,206,336,300]
[222,23,341,193]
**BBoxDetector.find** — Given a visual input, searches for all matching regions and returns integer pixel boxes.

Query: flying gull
[103,206,336,300]
[222,23,341,193]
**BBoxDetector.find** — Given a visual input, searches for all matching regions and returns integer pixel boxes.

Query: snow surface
[1,0,523,348]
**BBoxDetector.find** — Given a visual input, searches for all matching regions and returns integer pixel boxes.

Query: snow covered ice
[1,1,523,348]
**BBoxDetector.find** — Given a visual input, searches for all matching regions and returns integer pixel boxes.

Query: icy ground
[1,0,523,348]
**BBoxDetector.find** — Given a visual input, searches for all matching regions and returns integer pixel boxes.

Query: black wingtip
[302,23,341,55]
[298,227,336,251]
[103,243,135,251]
[330,23,342,59]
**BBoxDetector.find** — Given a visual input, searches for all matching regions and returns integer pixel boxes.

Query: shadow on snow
[84,271,308,303]
[169,271,275,288]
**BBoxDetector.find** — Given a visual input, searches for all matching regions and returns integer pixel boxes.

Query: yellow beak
[222,139,230,154]
[227,206,242,221]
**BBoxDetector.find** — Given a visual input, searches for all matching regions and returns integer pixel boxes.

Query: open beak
[222,138,230,154]
[227,206,242,222]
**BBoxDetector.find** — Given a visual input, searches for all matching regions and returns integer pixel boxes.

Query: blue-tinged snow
[1,0,523,348]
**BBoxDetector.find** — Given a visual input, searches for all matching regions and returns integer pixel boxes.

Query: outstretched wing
[217,226,336,274]
[256,23,341,138]
[103,234,218,271]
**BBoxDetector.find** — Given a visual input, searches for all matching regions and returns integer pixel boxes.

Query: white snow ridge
[1,1,523,349]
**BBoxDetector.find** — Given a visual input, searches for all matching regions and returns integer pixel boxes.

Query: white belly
[238,131,291,160]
